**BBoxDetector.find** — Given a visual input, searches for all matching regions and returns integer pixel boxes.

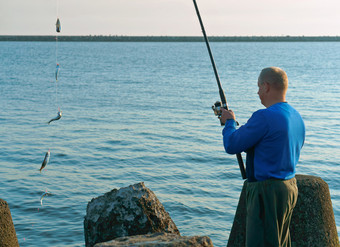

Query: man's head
[257,67,288,107]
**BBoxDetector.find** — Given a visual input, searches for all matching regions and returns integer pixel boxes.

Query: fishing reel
[212,101,239,126]
[212,101,224,117]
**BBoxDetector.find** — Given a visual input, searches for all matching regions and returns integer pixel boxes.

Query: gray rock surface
[84,182,180,247]
[227,174,340,247]
[0,198,19,247]
[94,232,213,247]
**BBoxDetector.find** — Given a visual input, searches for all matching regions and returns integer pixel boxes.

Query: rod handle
[236,153,247,179]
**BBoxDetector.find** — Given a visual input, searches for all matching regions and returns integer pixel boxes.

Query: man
[220,67,305,247]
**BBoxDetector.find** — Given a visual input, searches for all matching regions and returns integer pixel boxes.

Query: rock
[290,175,339,247]
[84,182,180,247]
[94,232,213,247]
[226,183,247,247]
[0,199,19,247]
[227,174,340,247]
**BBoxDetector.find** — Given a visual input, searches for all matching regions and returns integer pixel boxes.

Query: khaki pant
[246,177,298,247]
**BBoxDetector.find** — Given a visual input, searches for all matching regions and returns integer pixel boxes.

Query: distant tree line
[1,35,340,42]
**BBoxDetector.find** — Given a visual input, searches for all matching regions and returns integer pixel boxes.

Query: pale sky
[1,0,339,36]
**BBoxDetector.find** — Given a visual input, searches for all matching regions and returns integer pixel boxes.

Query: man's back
[251,102,305,181]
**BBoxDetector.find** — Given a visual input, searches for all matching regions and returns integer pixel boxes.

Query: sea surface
[0,41,339,246]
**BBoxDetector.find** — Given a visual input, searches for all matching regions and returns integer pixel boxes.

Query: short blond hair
[258,67,288,92]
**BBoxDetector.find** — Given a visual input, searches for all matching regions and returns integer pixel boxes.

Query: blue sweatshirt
[222,102,305,182]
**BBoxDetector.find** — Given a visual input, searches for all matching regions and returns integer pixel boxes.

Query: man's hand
[219,108,236,125]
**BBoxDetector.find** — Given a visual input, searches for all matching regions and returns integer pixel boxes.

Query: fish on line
[39,149,50,173]
[48,108,62,124]
[40,191,52,206]
[55,63,60,81]
[56,18,61,33]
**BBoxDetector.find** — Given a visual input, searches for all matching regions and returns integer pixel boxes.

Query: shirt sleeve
[222,110,268,154]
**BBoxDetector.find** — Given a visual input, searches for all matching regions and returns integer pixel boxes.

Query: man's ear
[264,82,270,93]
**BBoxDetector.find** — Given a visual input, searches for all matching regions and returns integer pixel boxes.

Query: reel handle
[212,101,239,126]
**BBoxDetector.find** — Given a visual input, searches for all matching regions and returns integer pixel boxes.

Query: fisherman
[220,67,305,247]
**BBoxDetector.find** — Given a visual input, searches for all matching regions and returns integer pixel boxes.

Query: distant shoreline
[1,35,340,42]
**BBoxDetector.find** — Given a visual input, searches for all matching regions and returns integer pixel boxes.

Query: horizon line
[1,35,340,42]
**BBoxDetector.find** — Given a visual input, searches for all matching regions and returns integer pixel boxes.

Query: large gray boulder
[84,182,180,247]
[227,174,340,247]
[0,199,19,247]
[94,232,213,247]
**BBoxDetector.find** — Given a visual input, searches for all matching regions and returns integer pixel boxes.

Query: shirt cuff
[222,119,237,135]
[226,119,236,126]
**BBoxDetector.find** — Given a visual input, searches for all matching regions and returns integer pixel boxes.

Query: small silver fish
[55,63,60,81]
[40,191,52,206]
[48,110,62,124]
[56,18,61,33]
[39,150,50,173]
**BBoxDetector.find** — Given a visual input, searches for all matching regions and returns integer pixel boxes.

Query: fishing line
[56,0,59,20]
[55,0,60,110]
[38,0,62,212]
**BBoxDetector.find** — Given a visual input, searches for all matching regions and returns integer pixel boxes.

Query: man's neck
[265,95,286,108]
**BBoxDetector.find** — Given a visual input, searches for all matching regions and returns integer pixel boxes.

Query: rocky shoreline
[84,182,182,246]
[1,175,339,246]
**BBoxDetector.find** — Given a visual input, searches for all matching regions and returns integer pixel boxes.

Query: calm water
[0,41,339,246]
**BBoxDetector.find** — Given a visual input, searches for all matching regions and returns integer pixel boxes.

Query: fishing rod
[192,0,247,179]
